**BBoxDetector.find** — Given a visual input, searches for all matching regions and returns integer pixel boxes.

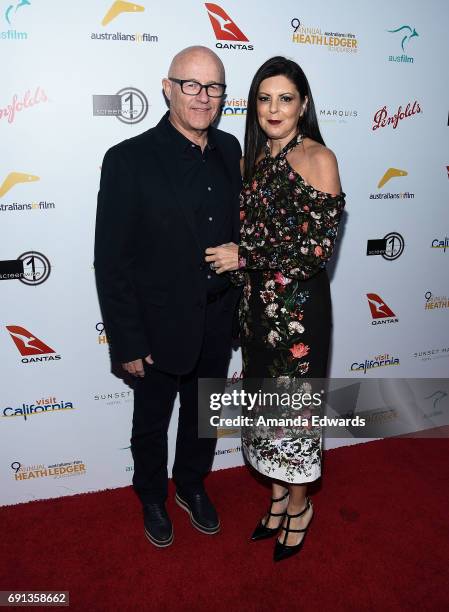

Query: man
[94,46,241,547]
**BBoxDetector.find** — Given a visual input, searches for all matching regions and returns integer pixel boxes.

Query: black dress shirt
[164,114,233,295]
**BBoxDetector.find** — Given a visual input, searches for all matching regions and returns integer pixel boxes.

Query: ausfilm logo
[93,87,148,124]
[11,460,86,481]
[3,396,74,421]
[1,0,31,40]
[0,251,51,285]
[91,1,159,43]
[387,24,418,64]
[221,97,247,116]
[372,101,421,131]
[291,17,358,54]
[6,325,62,363]
[366,293,399,325]
[369,167,414,201]
[424,291,449,311]
[205,3,253,51]
[350,352,400,374]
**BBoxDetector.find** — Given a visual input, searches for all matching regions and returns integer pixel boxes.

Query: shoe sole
[273,510,314,562]
[144,526,174,548]
[175,493,221,535]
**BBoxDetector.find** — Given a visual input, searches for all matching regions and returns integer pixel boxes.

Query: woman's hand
[205,242,239,274]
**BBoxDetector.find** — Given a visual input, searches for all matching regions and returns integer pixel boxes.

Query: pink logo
[372,100,421,131]
[0,87,48,125]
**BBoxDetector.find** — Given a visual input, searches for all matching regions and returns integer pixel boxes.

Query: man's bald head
[168,46,225,82]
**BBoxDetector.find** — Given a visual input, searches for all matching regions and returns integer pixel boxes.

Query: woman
[205,56,345,561]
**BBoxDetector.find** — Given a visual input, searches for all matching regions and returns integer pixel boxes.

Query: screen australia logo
[205,3,253,50]
[92,1,158,43]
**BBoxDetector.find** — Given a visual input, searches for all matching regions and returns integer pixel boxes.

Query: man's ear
[162,78,171,101]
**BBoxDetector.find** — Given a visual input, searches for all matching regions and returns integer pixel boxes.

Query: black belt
[206,287,229,303]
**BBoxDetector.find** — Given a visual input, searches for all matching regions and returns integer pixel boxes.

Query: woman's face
[256,75,307,141]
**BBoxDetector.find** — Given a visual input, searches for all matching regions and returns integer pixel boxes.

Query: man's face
[163,51,224,133]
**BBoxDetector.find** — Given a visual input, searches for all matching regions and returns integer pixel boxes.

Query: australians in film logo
[291,17,358,54]
[372,100,421,131]
[205,3,253,51]
[424,291,449,311]
[0,171,54,212]
[92,1,158,43]
[93,87,148,124]
[11,460,86,481]
[350,352,400,374]
[1,0,31,40]
[6,325,61,363]
[387,24,418,64]
[366,232,404,261]
[370,167,415,201]
[0,251,51,285]
[0,87,48,124]
[431,236,449,253]
[366,293,399,325]
[3,395,74,421]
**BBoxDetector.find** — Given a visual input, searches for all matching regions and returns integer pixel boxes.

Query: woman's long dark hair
[243,56,325,182]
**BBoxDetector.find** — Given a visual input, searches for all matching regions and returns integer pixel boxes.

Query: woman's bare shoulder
[291,139,341,195]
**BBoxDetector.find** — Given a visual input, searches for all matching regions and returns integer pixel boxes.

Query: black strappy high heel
[251,491,289,541]
[273,497,313,562]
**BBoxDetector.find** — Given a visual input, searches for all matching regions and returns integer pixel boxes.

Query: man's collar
[163,111,217,152]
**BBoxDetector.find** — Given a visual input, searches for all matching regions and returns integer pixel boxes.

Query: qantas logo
[6,325,61,363]
[205,3,248,40]
[366,294,398,325]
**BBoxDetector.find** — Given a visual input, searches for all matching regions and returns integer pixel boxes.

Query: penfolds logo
[0,87,48,125]
[372,100,421,131]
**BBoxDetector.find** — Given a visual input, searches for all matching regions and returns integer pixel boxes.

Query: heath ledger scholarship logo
[91,1,158,43]
[6,325,61,363]
[205,3,253,50]
[291,17,358,54]
[387,24,418,63]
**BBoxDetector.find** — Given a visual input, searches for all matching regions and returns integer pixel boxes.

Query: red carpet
[1,438,448,611]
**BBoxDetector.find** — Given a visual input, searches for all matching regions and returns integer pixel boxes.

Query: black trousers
[131,291,234,505]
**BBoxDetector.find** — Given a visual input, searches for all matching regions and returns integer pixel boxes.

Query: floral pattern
[232,133,345,483]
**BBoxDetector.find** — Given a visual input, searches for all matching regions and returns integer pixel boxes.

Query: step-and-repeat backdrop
[2,0,448,505]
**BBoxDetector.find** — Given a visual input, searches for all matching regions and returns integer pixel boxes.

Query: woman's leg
[280,483,313,545]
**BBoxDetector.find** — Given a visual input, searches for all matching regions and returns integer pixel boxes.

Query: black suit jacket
[94,114,242,375]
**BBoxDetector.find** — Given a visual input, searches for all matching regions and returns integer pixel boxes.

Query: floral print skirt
[240,269,331,484]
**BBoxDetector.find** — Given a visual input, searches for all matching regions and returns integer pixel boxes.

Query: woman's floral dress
[231,134,345,483]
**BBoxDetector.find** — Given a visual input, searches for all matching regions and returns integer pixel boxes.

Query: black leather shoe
[273,497,313,562]
[251,490,289,541]
[143,502,173,547]
[175,490,220,534]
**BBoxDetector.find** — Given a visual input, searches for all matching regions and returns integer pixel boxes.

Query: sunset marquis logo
[431,236,449,253]
[0,87,48,124]
[221,97,247,116]
[350,352,400,374]
[291,17,358,54]
[3,396,74,421]
[319,108,358,124]
[11,459,86,480]
[6,325,61,363]
[205,3,253,51]
[372,101,421,131]
[92,1,159,43]
[366,293,399,325]
[366,232,404,260]
[94,389,133,404]
[369,168,414,200]
[1,0,30,40]
[424,291,449,311]
[412,346,449,361]
[93,87,148,124]
[0,251,51,285]
[387,24,418,63]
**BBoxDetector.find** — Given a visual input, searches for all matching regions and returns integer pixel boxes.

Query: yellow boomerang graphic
[217,428,240,439]
[101,1,145,26]
[0,172,39,198]
[377,167,408,189]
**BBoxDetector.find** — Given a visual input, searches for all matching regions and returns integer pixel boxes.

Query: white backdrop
[1,0,448,505]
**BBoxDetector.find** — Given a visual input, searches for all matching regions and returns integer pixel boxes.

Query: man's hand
[122,354,154,377]
[205,242,239,274]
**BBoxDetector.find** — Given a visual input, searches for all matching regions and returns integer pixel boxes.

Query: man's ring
[209,262,216,271]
